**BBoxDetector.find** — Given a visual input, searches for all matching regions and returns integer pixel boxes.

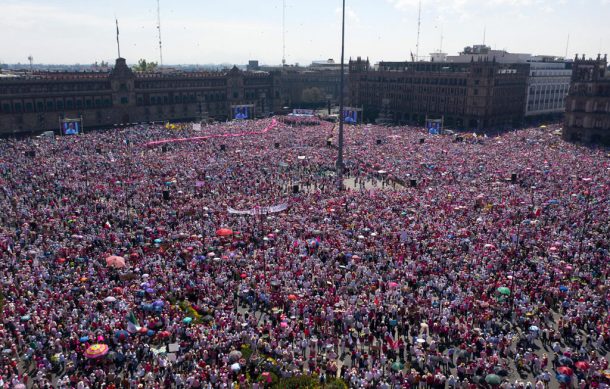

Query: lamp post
[336,0,346,190]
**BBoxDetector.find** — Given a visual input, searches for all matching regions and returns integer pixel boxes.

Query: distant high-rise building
[564,54,610,145]
[247,60,260,71]
[525,59,572,119]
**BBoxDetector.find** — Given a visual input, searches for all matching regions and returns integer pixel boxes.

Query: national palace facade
[0,58,342,135]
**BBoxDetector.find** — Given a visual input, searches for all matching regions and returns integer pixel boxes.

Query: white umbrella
[104,296,117,303]
[230,362,240,371]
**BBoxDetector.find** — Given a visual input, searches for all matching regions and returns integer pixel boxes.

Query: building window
[121,97,129,105]
[2,103,12,113]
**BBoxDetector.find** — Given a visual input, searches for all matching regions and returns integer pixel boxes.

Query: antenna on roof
[483,25,486,45]
[415,0,421,61]
[565,33,570,59]
[157,0,164,68]
[282,0,287,66]
[27,55,33,73]
[439,25,444,53]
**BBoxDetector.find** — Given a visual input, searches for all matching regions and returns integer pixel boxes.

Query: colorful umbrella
[559,356,573,366]
[287,294,298,301]
[182,317,193,324]
[485,374,502,385]
[574,361,589,370]
[105,255,126,268]
[391,361,404,371]
[555,374,571,383]
[216,228,233,237]
[84,344,109,359]
[497,287,510,296]
[114,330,129,340]
[557,366,573,376]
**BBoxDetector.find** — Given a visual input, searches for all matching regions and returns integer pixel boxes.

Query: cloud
[386,0,561,19]
[335,5,361,24]
[0,1,275,64]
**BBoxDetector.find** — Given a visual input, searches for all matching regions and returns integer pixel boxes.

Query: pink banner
[144,119,278,147]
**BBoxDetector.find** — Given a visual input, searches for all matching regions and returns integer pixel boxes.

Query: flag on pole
[126,311,141,333]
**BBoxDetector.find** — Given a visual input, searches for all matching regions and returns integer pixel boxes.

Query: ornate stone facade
[563,55,610,145]
[349,57,530,130]
[0,58,281,134]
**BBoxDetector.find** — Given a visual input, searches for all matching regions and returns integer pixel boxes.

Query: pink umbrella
[105,255,126,268]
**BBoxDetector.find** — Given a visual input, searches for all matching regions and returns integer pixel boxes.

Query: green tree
[133,59,158,72]
[301,87,324,104]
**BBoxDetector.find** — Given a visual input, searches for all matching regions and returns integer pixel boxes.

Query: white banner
[227,203,289,216]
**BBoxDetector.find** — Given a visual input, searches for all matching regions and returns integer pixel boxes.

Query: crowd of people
[0,118,608,388]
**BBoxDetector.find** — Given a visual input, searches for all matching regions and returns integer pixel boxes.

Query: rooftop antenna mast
[483,25,486,45]
[415,0,421,61]
[157,0,163,68]
[565,34,570,58]
[27,55,33,72]
[282,0,286,66]
[439,25,444,53]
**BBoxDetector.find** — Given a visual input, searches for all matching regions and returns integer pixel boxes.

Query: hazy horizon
[1,0,609,66]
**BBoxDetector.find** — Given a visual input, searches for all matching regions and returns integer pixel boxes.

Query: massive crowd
[0,118,608,389]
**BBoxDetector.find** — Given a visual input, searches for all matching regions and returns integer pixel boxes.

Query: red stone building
[349,56,529,130]
[563,55,610,145]
[0,58,281,134]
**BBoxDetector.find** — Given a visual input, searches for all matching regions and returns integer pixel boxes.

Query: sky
[0,0,609,66]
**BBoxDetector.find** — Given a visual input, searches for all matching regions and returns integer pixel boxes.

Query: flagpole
[116,19,121,58]
[336,0,346,190]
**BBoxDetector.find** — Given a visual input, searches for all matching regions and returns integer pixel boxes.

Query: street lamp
[336,0,346,190]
